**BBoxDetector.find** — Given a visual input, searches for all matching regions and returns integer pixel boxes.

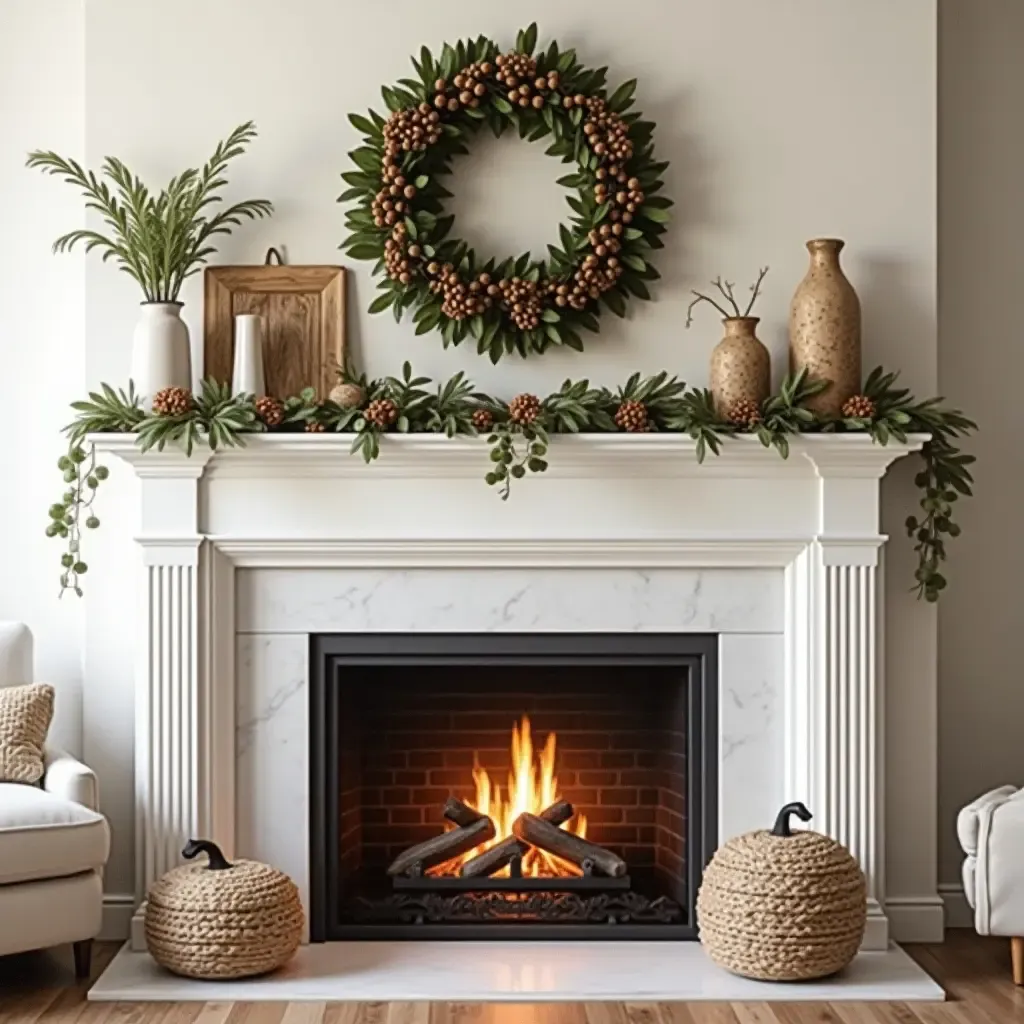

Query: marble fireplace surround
[99,431,927,954]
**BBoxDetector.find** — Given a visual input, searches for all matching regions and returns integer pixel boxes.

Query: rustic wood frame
[204,265,346,399]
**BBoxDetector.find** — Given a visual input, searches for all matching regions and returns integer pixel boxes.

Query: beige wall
[938,0,1024,889]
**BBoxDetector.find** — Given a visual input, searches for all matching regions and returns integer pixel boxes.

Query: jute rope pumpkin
[697,803,866,982]
[145,839,303,980]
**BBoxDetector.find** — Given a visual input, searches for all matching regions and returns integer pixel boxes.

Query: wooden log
[443,796,485,828]
[460,801,575,878]
[386,816,495,877]
[513,812,628,878]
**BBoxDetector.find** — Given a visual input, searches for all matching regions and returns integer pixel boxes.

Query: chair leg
[72,939,93,980]
[1012,937,1024,986]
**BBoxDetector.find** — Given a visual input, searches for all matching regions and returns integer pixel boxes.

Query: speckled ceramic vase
[788,238,861,416]
[710,316,771,418]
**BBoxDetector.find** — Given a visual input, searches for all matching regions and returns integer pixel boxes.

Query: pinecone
[304,421,326,433]
[152,386,192,417]
[329,382,366,409]
[615,399,649,433]
[727,397,762,429]
[365,397,399,428]
[471,408,494,433]
[254,395,284,427]
[508,393,541,426]
[842,394,876,420]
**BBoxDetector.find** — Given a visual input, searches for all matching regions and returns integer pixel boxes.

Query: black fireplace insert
[309,632,717,939]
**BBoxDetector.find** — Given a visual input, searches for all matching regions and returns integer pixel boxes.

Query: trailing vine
[52,368,974,601]
[341,23,669,361]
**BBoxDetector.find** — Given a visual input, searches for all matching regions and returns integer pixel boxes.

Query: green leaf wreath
[341,24,668,361]
[51,370,974,602]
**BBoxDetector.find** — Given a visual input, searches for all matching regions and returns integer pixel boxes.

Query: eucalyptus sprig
[614,371,689,428]
[486,420,549,501]
[544,378,616,432]
[136,379,258,455]
[426,371,481,437]
[860,368,977,601]
[664,388,731,463]
[27,122,273,302]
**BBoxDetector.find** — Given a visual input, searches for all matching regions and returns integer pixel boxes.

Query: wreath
[341,24,669,361]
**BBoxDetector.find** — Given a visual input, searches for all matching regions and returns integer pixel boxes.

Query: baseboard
[100,893,135,942]
[938,883,973,929]
[886,895,945,942]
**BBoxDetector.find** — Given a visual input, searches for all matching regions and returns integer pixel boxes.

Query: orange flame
[450,715,587,877]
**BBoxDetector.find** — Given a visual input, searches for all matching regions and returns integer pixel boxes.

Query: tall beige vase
[710,316,770,418]
[788,238,861,416]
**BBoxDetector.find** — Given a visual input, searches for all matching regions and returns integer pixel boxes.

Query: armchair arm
[43,746,99,811]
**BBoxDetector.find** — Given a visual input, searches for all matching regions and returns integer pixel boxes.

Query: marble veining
[236,567,784,634]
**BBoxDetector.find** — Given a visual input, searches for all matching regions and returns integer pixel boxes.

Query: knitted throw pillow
[0,683,54,784]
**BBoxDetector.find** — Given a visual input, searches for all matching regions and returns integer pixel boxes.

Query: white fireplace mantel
[97,431,927,952]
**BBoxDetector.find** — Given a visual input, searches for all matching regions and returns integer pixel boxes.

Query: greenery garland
[50,369,974,602]
[341,24,669,362]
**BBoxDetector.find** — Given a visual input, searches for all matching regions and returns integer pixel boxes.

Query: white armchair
[0,623,110,977]
[958,785,1024,984]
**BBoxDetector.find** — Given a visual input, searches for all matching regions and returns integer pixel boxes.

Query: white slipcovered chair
[958,786,1024,984]
[0,622,110,977]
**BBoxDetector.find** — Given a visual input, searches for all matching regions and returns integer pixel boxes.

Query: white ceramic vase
[231,313,266,397]
[131,302,192,408]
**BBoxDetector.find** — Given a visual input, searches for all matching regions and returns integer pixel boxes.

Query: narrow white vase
[131,302,192,409]
[231,314,266,397]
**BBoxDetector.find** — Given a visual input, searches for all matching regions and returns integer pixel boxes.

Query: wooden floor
[2,932,1024,1023]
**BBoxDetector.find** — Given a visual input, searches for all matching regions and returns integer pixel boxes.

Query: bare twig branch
[712,276,743,317]
[744,266,770,316]
[685,290,732,327]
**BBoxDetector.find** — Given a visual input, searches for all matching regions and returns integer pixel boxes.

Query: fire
[453,715,587,877]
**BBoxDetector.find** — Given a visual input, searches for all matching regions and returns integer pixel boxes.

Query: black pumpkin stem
[182,838,233,870]
[770,801,813,837]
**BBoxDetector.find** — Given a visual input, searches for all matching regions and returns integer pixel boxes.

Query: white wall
[937,1,1024,896]
[4,0,941,933]
[0,0,85,752]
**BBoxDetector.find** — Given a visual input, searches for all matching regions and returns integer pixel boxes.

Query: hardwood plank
[623,1005,670,1023]
[664,1004,739,1023]
[322,1006,367,1024]
[730,1005,784,1024]
[194,1005,238,1024]
[281,1003,328,1024]
[385,1005,432,1024]
[225,1004,288,1024]
[585,1004,630,1024]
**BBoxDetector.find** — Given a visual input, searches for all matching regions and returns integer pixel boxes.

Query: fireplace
[309,633,717,940]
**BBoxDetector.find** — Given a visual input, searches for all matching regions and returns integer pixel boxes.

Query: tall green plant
[27,122,273,302]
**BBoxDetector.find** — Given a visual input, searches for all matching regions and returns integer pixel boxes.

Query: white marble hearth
[94,432,929,971]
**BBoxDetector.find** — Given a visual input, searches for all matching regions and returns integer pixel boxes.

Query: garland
[49,370,974,602]
[341,24,668,361]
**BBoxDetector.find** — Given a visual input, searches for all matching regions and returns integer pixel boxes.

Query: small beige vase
[788,238,861,416]
[710,316,771,418]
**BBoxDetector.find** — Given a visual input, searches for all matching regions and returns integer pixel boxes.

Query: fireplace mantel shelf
[94,431,928,480]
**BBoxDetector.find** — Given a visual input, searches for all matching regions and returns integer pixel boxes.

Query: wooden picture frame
[204,265,346,399]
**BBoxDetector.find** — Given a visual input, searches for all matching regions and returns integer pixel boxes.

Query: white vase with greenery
[27,121,273,407]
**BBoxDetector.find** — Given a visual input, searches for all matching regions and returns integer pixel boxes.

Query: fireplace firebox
[309,633,717,939]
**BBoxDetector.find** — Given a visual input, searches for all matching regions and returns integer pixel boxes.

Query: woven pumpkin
[145,839,303,980]
[697,802,866,981]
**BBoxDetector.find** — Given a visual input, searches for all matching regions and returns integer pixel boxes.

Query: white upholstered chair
[958,786,1024,984]
[0,622,110,977]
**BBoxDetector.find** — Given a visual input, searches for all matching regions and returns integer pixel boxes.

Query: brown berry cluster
[371,173,418,228]
[727,397,762,429]
[434,61,492,113]
[594,169,644,222]
[581,97,633,164]
[255,395,284,427]
[365,397,399,428]
[471,408,494,432]
[152,386,192,417]
[305,421,326,433]
[382,104,441,157]
[425,262,496,320]
[384,224,423,285]
[497,277,544,330]
[495,53,559,110]
[508,392,542,425]
[615,399,649,433]
[549,247,623,312]
[842,394,876,420]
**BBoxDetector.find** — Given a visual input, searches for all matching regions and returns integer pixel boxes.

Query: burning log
[386,815,495,878]
[460,800,575,879]
[513,812,628,878]
[442,796,485,828]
